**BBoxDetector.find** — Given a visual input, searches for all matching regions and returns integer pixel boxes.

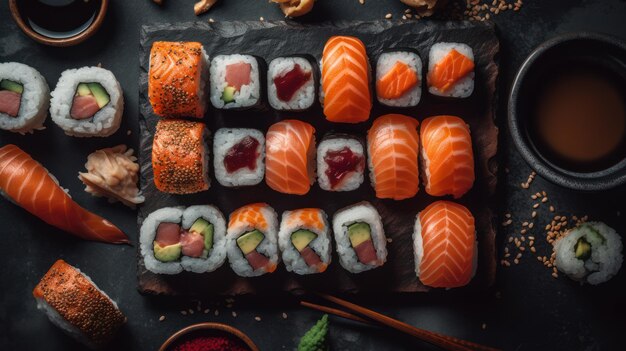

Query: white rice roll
[267,56,316,111]
[210,54,262,109]
[278,208,332,275]
[50,66,123,137]
[332,201,387,273]
[0,62,50,134]
[213,128,265,187]
[317,134,365,192]
[554,222,623,285]
[376,51,422,107]
[427,43,474,98]
[180,205,227,273]
[140,207,184,275]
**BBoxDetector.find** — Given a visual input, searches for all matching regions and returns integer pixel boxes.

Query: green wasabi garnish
[297,314,329,351]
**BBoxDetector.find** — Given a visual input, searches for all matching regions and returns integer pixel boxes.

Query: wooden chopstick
[312,293,501,351]
[300,301,373,325]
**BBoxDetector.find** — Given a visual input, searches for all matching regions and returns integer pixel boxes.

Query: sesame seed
[513,258,519,264]
[255,316,261,321]
[542,197,548,203]
[505,213,512,218]
[214,310,219,316]
[282,312,288,319]
[481,323,487,330]
[126,130,131,136]
[402,15,407,19]
[232,311,237,317]
[552,272,558,278]
[531,211,537,218]
[385,13,392,19]
[159,315,166,322]
[550,206,555,212]
[188,309,194,314]
[181,311,187,315]
[528,222,534,229]
[531,194,537,200]
[204,309,210,314]
[533,203,540,209]
[530,247,536,253]
[359,0,364,4]
[209,18,215,23]
[259,17,264,21]
[405,8,411,13]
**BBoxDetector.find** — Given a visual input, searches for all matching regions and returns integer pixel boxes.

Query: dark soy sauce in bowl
[16,0,100,39]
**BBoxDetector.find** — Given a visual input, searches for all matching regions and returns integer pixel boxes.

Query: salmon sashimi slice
[428,49,475,93]
[0,90,21,117]
[285,208,325,232]
[300,246,323,268]
[70,95,100,120]
[367,114,420,200]
[321,36,372,123]
[180,231,205,257]
[155,222,181,246]
[228,203,271,233]
[376,61,419,100]
[420,115,475,198]
[265,120,315,195]
[148,41,205,118]
[0,144,128,244]
[245,250,273,271]
[416,201,476,288]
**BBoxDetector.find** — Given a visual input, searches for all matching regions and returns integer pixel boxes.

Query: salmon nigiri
[414,201,476,288]
[420,115,475,198]
[367,114,420,200]
[0,144,128,244]
[321,36,372,123]
[265,119,316,195]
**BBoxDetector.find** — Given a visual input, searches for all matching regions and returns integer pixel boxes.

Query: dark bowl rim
[508,31,626,191]
[158,322,260,351]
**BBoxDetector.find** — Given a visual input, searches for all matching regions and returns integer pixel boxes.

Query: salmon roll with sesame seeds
[148,41,209,118]
[152,119,210,194]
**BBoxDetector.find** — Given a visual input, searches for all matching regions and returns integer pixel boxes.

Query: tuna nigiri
[420,115,475,198]
[265,119,316,195]
[0,144,128,244]
[367,114,420,200]
[321,36,372,123]
[414,201,476,288]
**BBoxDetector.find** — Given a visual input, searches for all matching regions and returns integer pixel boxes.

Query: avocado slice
[348,222,371,248]
[0,79,23,94]
[153,242,182,262]
[76,83,91,97]
[237,230,264,255]
[575,237,592,260]
[190,218,214,252]
[87,83,110,108]
[222,86,236,103]
[291,230,317,252]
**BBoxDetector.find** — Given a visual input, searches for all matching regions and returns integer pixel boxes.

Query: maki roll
[213,128,265,187]
[268,56,316,111]
[278,208,332,275]
[554,222,623,285]
[50,66,123,137]
[427,42,475,98]
[317,134,365,192]
[210,54,263,109]
[414,201,477,288]
[226,203,279,277]
[375,51,422,107]
[148,41,209,118]
[140,206,227,275]
[0,62,50,134]
[33,260,126,349]
[332,202,387,273]
[152,119,210,194]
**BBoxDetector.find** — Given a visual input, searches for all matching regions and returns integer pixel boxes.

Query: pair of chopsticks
[301,293,501,351]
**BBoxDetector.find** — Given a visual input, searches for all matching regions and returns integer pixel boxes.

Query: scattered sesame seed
[214,310,219,316]
[282,312,288,319]
[232,311,237,317]
[405,8,411,13]
[385,13,392,19]
[402,15,407,20]
[126,130,131,135]
[481,323,487,330]
[188,309,194,314]
[528,222,534,229]
[208,18,214,23]
[530,247,536,253]
[505,213,511,218]
[359,0,364,4]
[159,315,166,322]
[549,206,555,212]
[255,316,261,321]
[204,309,210,314]
[531,194,537,200]
[531,211,537,218]
[387,237,393,243]
[542,197,548,203]
[513,258,519,264]
[533,203,540,209]
[552,272,559,278]
[260,17,264,21]
[181,311,187,315]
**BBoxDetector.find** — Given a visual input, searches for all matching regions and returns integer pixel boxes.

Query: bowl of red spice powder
[159,322,260,351]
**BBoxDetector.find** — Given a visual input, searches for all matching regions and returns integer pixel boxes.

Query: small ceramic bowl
[8,0,108,47]
[158,322,260,351]
[508,32,626,191]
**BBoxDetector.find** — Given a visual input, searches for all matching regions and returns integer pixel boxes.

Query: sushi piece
[33,260,126,349]
[375,51,422,107]
[50,66,123,137]
[226,203,279,277]
[0,144,128,244]
[414,201,477,288]
[265,119,316,195]
[148,41,208,118]
[554,222,623,285]
[320,36,372,123]
[210,54,263,109]
[213,128,265,187]
[367,114,420,200]
[278,208,332,275]
[333,202,387,273]
[420,115,475,198]
[317,133,365,192]
[140,206,227,274]
[152,119,210,194]
[0,62,50,134]
[427,43,475,98]
[268,56,316,111]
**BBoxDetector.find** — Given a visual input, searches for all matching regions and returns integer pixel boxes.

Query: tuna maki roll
[0,62,50,134]
[268,56,316,111]
[427,43,475,98]
[317,133,365,192]
[210,54,264,109]
[375,51,422,107]
[213,128,265,187]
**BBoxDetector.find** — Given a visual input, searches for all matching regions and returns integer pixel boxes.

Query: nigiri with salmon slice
[420,115,475,198]
[376,51,422,107]
[367,114,420,200]
[427,42,475,98]
[265,119,316,195]
[0,144,128,244]
[413,201,477,288]
[321,36,372,123]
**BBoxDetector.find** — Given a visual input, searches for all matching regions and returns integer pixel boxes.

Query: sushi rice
[428,43,474,98]
[376,51,422,107]
[0,62,50,134]
[210,54,262,109]
[267,56,316,111]
[213,128,265,187]
[278,209,332,275]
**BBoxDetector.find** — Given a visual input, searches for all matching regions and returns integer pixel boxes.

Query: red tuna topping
[0,90,21,117]
[300,246,322,267]
[245,250,270,271]
[224,136,260,173]
[180,231,205,257]
[225,62,252,91]
[71,95,100,120]
[354,239,378,265]
[155,222,181,246]
[274,64,312,102]
[324,147,365,189]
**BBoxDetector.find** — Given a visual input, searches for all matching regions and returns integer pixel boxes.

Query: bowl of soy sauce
[509,33,626,191]
[9,0,108,47]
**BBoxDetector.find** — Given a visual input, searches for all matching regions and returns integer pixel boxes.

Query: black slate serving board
[138,20,499,296]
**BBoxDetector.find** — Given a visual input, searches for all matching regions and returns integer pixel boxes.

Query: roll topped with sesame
[33,260,126,349]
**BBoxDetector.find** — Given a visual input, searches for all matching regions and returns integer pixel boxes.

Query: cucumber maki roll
[210,54,264,110]
[0,62,50,134]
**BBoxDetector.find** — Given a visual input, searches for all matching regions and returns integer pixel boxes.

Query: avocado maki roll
[0,62,50,134]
